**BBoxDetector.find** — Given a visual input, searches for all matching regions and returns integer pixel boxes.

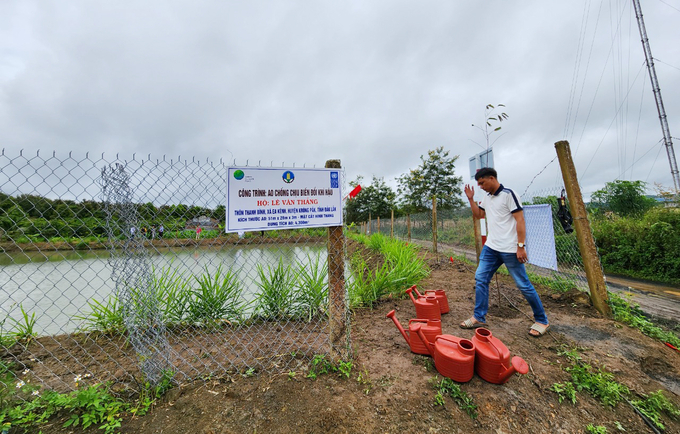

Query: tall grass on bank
[296,253,329,321]
[189,265,248,324]
[253,258,297,320]
[78,253,331,332]
[347,233,430,307]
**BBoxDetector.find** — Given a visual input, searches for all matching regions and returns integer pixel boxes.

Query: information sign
[226,167,342,232]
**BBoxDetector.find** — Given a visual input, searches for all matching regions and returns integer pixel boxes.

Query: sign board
[468,148,494,179]
[226,167,342,232]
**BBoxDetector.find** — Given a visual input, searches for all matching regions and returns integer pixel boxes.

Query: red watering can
[414,287,450,314]
[406,286,440,320]
[413,324,476,383]
[471,328,529,384]
[386,310,442,355]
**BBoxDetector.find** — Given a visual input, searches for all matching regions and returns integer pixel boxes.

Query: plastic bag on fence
[557,189,574,234]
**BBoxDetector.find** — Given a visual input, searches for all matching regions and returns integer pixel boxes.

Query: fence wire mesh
[1,149,349,397]
[366,187,589,294]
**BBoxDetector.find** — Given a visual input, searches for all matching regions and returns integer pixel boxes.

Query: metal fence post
[555,141,612,317]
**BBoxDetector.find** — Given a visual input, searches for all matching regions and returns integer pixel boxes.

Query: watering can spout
[386,310,410,345]
[412,324,435,357]
[497,356,530,384]
[406,286,417,304]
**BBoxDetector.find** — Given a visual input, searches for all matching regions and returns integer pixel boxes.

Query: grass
[346,232,430,308]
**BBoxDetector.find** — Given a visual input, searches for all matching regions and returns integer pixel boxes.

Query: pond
[0,243,328,335]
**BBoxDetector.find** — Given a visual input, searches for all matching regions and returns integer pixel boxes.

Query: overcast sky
[2,0,680,202]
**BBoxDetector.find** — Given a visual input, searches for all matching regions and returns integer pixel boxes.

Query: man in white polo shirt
[459,167,550,337]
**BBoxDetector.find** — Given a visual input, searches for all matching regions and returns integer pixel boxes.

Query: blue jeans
[473,245,548,325]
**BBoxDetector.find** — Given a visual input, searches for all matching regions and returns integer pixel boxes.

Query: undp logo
[233,169,245,180]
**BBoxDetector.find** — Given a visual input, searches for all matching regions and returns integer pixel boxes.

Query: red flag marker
[665,342,679,352]
[449,257,454,263]
[349,184,362,198]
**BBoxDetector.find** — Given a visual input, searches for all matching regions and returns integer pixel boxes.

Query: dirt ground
[19,244,680,433]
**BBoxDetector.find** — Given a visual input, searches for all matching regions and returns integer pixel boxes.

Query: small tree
[397,147,464,213]
[590,180,657,217]
[471,104,509,150]
[344,176,396,224]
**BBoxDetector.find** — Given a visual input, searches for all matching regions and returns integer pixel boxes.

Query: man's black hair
[474,167,497,181]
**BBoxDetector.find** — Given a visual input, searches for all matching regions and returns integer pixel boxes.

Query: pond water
[0,244,327,336]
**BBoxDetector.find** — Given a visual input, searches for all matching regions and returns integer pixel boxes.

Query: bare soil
[11,243,680,433]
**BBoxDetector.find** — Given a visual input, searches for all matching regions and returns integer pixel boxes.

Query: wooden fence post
[325,159,348,360]
[407,214,411,242]
[473,214,482,263]
[555,141,612,317]
[432,197,437,254]
[390,209,394,238]
[377,216,380,234]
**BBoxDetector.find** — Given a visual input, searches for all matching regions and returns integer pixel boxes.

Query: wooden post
[473,214,482,263]
[432,197,437,254]
[407,214,411,242]
[555,141,612,317]
[390,209,394,238]
[325,159,348,360]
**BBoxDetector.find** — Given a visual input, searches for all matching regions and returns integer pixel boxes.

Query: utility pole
[632,0,680,192]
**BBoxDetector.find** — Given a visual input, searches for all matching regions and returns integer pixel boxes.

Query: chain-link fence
[365,187,588,293]
[1,149,349,396]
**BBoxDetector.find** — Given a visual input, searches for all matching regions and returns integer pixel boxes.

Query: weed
[630,390,680,431]
[306,355,333,380]
[586,424,607,434]
[76,296,124,333]
[429,377,478,419]
[556,345,583,363]
[11,305,37,342]
[566,363,629,407]
[337,361,353,379]
[305,355,353,380]
[356,369,372,395]
[244,367,256,377]
[550,382,577,404]
[609,292,680,347]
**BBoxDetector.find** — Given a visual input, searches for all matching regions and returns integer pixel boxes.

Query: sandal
[529,323,550,337]
[459,318,488,329]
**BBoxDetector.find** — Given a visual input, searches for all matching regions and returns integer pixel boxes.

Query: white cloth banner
[226,167,342,232]
[523,204,558,271]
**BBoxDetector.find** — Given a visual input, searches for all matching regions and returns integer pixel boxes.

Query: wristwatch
[517,242,525,248]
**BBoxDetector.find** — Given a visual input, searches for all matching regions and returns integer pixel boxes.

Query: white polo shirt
[479,184,523,253]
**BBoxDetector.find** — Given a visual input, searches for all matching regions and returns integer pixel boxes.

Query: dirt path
[421,239,680,323]
[34,244,680,434]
